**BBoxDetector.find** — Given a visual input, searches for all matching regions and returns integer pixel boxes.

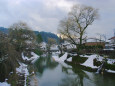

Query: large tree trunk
[80,33,83,46]
[77,34,83,55]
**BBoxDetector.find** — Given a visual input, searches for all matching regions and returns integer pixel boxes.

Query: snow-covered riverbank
[81,54,98,68]
[81,54,115,73]
[22,52,40,63]
[52,52,72,68]
[0,82,11,86]
[16,52,40,86]
[52,52,115,73]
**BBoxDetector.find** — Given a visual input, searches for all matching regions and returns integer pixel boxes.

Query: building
[84,38,105,48]
[108,36,115,49]
[109,36,115,44]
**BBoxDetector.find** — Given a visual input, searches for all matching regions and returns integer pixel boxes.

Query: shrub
[34,49,43,56]
[72,55,88,64]
[93,58,102,67]
[93,58,115,71]
[105,63,115,70]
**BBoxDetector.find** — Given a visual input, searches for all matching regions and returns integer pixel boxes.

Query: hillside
[0,27,9,33]
[0,27,59,43]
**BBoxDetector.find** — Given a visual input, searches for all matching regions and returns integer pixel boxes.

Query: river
[31,55,115,86]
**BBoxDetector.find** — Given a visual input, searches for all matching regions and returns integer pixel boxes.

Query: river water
[32,55,115,86]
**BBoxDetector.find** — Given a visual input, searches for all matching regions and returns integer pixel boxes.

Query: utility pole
[103,34,106,43]
[113,29,115,44]
[114,29,115,37]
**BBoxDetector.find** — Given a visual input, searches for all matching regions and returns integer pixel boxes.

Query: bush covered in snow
[94,58,115,71]
[0,22,39,85]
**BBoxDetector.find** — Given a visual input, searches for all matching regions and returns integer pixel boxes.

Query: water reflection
[59,64,90,86]
[34,55,58,76]
[33,55,115,86]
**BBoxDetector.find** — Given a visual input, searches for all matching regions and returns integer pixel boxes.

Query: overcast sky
[0,0,115,39]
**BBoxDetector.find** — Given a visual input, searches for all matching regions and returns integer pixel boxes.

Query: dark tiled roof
[109,37,115,40]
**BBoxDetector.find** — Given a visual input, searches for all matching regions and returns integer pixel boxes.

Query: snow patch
[59,52,68,61]
[22,53,30,61]
[16,62,29,86]
[81,55,98,68]
[69,53,77,56]
[31,52,40,63]
[67,57,72,62]
[0,82,11,86]
[106,69,115,73]
[107,59,115,64]
[52,53,72,68]
[52,52,68,62]
[50,45,59,51]
[22,52,39,63]
[16,63,29,75]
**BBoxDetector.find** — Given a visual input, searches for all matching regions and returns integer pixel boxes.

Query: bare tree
[96,33,106,43]
[58,4,99,50]
[9,22,36,52]
[102,34,107,43]
[0,31,19,81]
[46,38,56,53]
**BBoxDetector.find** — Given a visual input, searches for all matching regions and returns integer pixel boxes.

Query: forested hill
[0,27,9,33]
[39,31,59,43]
[0,27,59,43]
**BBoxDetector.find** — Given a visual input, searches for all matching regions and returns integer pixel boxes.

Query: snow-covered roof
[50,45,59,50]
[86,38,103,42]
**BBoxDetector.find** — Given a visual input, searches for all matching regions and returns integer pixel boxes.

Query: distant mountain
[0,27,9,33]
[39,31,59,43]
[34,31,39,35]
[0,27,59,43]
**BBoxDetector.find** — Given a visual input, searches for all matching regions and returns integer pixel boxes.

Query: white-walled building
[109,36,115,49]
[109,36,115,44]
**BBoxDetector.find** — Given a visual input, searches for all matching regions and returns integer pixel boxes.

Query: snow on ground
[52,53,72,68]
[81,54,115,68]
[107,58,115,64]
[52,55,60,62]
[17,52,40,85]
[81,54,98,68]
[16,62,29,75]
[22,52,39,63]
[52,51,60,56]
[50,45,59,51]
[68,53,77,56]
[95,56,115,65]
[16,62,29,86]
[52,52,68,62]
[0,82,11,86]
[30,52,40,63]
[59,52,68,61]
[22,53,30,61]
[106,69,115,73]
[67,57,72,62]
[12,52,39,86]
[103,48,114,51]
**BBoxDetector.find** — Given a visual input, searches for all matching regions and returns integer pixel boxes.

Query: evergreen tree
[37,34,43,44]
